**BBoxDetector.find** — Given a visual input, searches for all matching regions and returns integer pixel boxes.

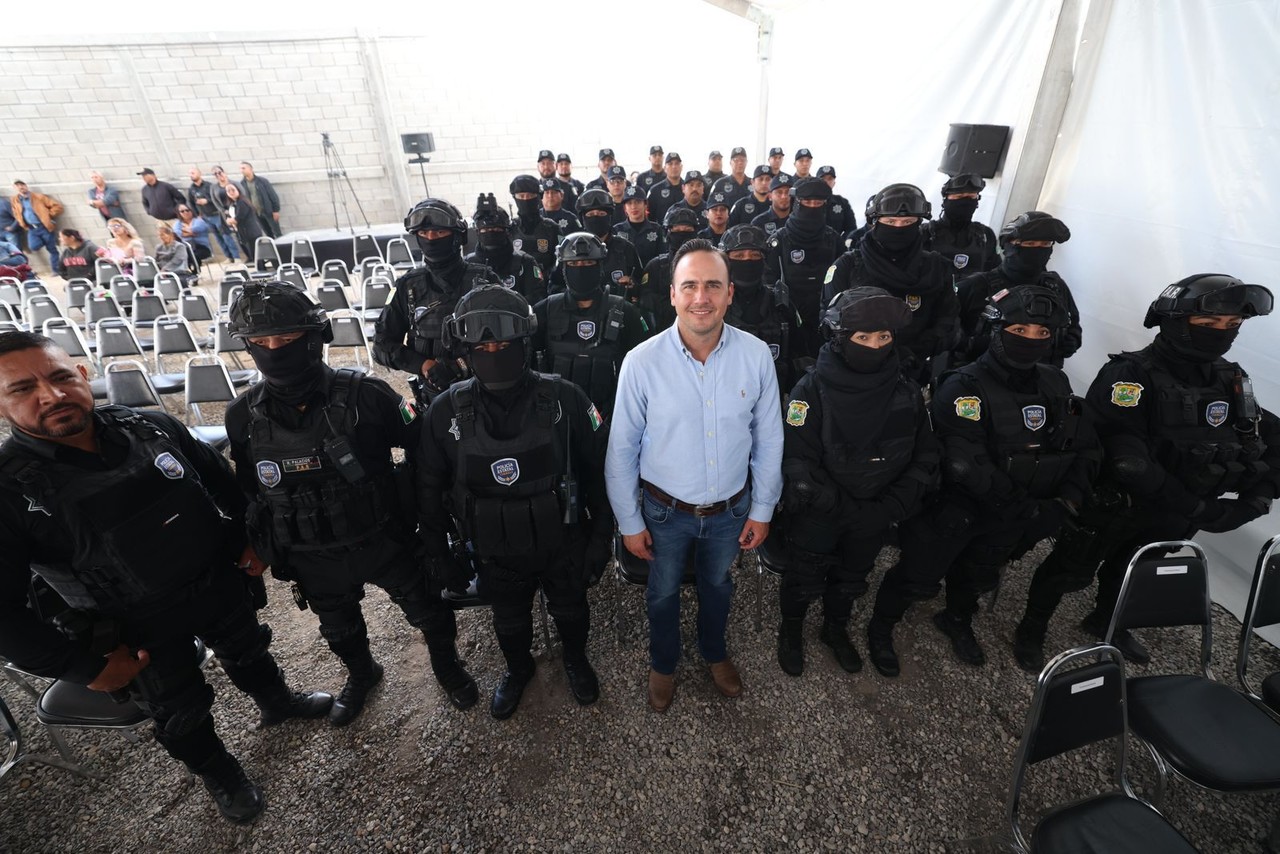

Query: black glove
[425,358,467,393]
[431,554,472,596]
[1022,499,1069,544]
[932,501,972,538]
[582,535,613,586]
[846,501,893,538]
[1198,496,1271,534]
[784,478,836,515]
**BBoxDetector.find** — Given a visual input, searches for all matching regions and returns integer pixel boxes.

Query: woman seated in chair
[155,224,188,272]
[57,229,100,280]
[98,217,145,274]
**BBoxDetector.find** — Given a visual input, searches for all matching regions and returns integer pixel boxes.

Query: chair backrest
[0,303,19,324]
[104,360,161,408]
[1006,644,1129,852]
[361,276,392,314]
[134,256,159,287]
[352,233,382,264]
[24,294,63,328]
[154,272,182,302]
[179,289,215,323]
[1110,540,1213,678]
[43,318,94,361]
[131,290,168,326]
[0,280,22,308]
[20,282,49,306]
[315,282,351,312]
[85,290,125,327]
[291,238,317,271]
[94,257,122,287]
[153,315,201,368]
[94,317,145,360]
[109,274,138,306]
[326,310,368,364]
[1238,534,1280,699]
[0,320,21,335]
[276,263,307,291]
[214,319,247,354]
[185,355,237,411]
[222,268,251,284]
[219,276,246,307]
[386,237,414,267]
[356,256,385,283]
[320,258,350,287]
[65,278,94,311]
[253,236,280,273]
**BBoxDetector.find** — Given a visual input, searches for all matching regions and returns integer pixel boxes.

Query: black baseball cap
[665,152,682,163]
[598,148,615,160]
[556,153,571,163]
[752,165,772,179]
[540,178,562,192]
[708,150,722,159]
[137,167,156,176]
[622,186,646,203]
[730,147,747,158]
[770,173,793,191]
[537,150,554,161]
[768,147,784,157]
[706,192,730,210]
[816,165,836,179]
[795,148,813,160]
[606,165,627,181]
[649,145,663,155]
[684,170,704,183]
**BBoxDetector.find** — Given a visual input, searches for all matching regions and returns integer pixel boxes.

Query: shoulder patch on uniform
[1205,400,1229,427]
[1022,405,1046,431]
[953,253,969,269]
[587,404,604,431]
[823,264,835,285]
[1110,382,1143,407]
[954,397,982,421]
[154,452,184,480]
[256,460,282,487]
[905,294,922,311]
[398,397,417,425]
[785,400,809,426]
[790,249,805,264]
[534,265,543,279]
[491,458,520,485]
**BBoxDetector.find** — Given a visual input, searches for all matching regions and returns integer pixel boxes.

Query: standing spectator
[173,205,213,262]
[239,162,281,238]
[605,239,783,712]
[101,218,146,273]
[56,229,101,279]
[224,184,263,258]
[187,167,239,261]
[138,168,186,223]
[154,224,191,274]
[9,181,63,270]
[86,170,125,227]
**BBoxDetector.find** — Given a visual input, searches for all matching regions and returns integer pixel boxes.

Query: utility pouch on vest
[468,492,564,556]
[558,474,580,525]
[323,434,367,484]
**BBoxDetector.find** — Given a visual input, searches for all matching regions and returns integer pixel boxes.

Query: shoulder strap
[534,376,558,428]
[450,381,476,440]
[324,368,363,438]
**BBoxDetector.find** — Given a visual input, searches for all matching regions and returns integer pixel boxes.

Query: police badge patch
[833,205,843,213]
[503,276,516,288]
[905,294,922,311]
[1110,382,1143,407]
[257,460,282,487]
[1022,405,1046,431]
[953,253,970,269]
[661,188,670,198]
[577,320,596,340]
[646,232,657,241]
[611,269,623,282]
[785,400,809,426]
[768,343,780,361]
[512,239,523,251]
[491,458,520,485]
[154,452,184,480]
[1205,400,1229,427]
[537,239,549,254]
[954,397,982,421]
[790,249,805,264]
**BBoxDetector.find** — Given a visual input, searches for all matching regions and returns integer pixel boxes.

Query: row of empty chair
[256,234,417,280]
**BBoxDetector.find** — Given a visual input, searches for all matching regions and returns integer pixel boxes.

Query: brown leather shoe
[709,659,743,698]
[647,669,675,713]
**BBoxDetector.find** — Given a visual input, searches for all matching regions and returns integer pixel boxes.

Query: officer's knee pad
[154,683,216,738]
[317,607,367,645]
[213,622,274,670]
[491,603,534,637]
[1111,456,1148,485]
[386,585,435,630]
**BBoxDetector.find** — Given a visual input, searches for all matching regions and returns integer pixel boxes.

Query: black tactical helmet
[557,232,607,263]
[576,188,614,215]
[404,198,469,242]
[868,183,932,221]
[509,174,541,196]
[863,194,876,218]
[982,285,1069,330]
[663,206,702,231]
[793,179,833,202]
[473,193,511,229]
[999,211,1070,246]
[941,173,986,195]
[719,224,768,254]
[445,285,538,345]
[821,286,915,339]
[227,280,332,342]
[1142,273,1274,328]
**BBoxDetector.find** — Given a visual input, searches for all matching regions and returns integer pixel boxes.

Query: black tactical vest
[404,263,494,360]
[512,219,560,274]
[1116,350,1267,496]
[246,370,397,551]
[922,220,996,286]
[447,377,567,556]
[543,294,627,415]
[727,285,790,367]
[0,408,227,613]
[819,379,925,500]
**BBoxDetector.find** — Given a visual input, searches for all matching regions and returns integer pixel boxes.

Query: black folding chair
[290,237,318,277]
[1238,534,1280,714]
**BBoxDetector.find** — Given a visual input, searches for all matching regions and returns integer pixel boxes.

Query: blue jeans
[202,215,239,260]
[642,489,749,674]
[25,224,59,269]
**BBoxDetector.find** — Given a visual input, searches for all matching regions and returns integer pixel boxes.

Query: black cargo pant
[781,511,887,622]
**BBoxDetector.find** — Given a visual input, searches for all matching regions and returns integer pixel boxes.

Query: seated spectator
[101,217,146,273]
[57,229,100,279]
[173,205,213,262]
[0,231,34,281]
[87,170,125,226]
[223,184,263,257]
[154,224,191,274]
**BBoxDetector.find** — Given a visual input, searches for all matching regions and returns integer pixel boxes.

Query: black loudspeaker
[938,124,1010,178]
[402,133,436,157]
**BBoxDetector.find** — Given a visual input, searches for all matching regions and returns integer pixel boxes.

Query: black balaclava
[470,339,527,392]
[990,327,1054,370]
[477,228,513,269]
[1159,317,1239,362]
[1001,244,1053,281]
[515,198,540,227]
[872,221,920,254]
[583,214,612,238]
[247,330,328,404]
[787,203,826,242]
[728,257,765,292]
[667,230,695,256]
[418,231,459,267]
[565,262,604,299]
[941,197,979,226]
[837,338,895,373]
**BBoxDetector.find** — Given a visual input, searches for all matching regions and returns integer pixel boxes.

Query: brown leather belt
[642,481,748,518]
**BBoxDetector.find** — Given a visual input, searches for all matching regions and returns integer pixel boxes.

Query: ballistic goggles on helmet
[404,203,464,234]
[1158,283,1273,318]
[446,310,537,344]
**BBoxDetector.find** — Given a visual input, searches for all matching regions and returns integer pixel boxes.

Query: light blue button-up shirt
[605,322,784,536]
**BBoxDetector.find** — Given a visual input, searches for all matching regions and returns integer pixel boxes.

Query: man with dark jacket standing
[240,162,282,238]
[138,168,186,223]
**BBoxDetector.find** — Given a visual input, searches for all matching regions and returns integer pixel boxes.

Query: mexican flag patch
[399,398,418,424]
[587,404,604,431]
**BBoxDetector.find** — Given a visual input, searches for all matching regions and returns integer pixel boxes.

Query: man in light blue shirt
[606,238,783,712]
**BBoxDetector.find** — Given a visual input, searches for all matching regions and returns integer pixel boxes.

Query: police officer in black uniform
[605,165,630,226]
[583,148,617,192]
[710,147,750,207]
[1013,274,1278,670]
[845,194,877,246]
[697,191,732,244]
[547,189,642,298]
[540,179,581,234]
[535,149,557,182]
[956,211,1081,368]
[509,174,563,276]
[703,150,726,188]
[372,198,501,407]
[0,331,331,824]
[614,185,664,267]
[534,233,648,417]
[646,152,684,224]
[821,183,960,386]
[817,166,857,236]
[639,206,701,333]
[751,173,793,237]
[767,146,788,178]
[419,286,614,719]
[866,287,1100,675]
[792,148,814,181]
[636,145,666,196]
[921,173,999,288]
[464,193,545,304]
[778,289,940,675]
[765,177,845,359]
[722,224,800,395]
[226,283,478,724]
[554,153,584,211]
[730,165,773,227]
[670,170,706,215]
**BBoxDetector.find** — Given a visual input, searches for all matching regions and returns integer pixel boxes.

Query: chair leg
[13,750,103,781]
[1138,737,1170,808]
[43,725,79,765]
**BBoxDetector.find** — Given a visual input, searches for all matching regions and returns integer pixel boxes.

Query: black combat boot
[777,617,805,677]
[491,662,536,720]
[1012,608,1051,674]
[819,619,863,674]
[428,643,479,711]
[252,674,334,729]
[867,614,900,677]
[563,656,600,706]
[189,751,265,825]
[933,609,986,666]
[328,638,384,727]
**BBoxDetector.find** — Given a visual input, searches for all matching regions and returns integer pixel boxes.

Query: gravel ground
[4,541,1279,853]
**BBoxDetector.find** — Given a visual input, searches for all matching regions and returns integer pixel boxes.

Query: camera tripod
[322,132,370,233]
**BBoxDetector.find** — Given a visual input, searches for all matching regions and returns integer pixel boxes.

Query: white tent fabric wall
[1038,0,1280,621]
